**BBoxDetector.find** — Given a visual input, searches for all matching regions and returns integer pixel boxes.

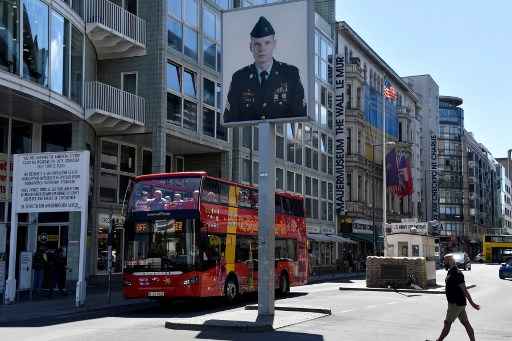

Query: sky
[335,0,512,159]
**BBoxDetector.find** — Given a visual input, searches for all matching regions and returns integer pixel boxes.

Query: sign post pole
[257,121,276,319]
[76,151,90,307]
[4,203,18,304]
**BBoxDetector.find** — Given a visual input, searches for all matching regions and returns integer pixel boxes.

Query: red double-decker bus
[122,172,308,302]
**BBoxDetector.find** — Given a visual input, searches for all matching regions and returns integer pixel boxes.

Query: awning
[307,233,357,244]
[343,233,380,244]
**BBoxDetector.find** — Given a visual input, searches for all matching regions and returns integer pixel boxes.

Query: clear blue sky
[336,0,512,158]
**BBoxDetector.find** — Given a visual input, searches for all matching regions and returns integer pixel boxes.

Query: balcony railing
[346,64,364,80]
[85,0,146,59]
[84,81,145,130]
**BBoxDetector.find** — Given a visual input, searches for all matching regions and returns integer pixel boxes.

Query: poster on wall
[12,151,90,213]
[221,0,314,126]
[334,54,346,215]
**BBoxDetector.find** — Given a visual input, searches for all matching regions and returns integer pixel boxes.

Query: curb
[164,321,274,333]
[0,301,159,327]
[308,273,365,285]
[338,284,476,295]
[245,305,332,315]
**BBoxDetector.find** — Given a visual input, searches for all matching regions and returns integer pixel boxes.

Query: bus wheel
[224,276,239,303]
[278,272,290,296]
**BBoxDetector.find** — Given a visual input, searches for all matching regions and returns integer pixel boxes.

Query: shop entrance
[37,224,69,255]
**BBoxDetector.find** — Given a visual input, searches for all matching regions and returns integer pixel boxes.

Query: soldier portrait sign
[222,0,314,126]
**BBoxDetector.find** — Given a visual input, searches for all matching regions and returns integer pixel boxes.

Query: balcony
[85,0,146,59]
[345,64,364,82]
[84,81,145,134]
[396,106,409,115]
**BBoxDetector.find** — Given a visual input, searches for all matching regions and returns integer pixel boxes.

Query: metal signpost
[4,151,90,306]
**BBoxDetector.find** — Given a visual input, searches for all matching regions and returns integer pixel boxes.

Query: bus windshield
[128,177,201,212]
[125,218,199,272]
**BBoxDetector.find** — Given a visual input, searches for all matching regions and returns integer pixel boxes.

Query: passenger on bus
[135,191,150,211]
[148,190,167,210]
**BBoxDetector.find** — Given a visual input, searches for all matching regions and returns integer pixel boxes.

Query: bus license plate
[148,291,164,297]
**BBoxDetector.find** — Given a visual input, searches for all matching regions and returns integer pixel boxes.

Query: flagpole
[382,86,387,256]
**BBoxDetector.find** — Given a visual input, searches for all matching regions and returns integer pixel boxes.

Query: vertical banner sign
[335,55,346,215]
[0,153,10,201]
[431,135,439,220]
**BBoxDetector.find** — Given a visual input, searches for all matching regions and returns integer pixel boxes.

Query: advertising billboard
[222,0,314,126]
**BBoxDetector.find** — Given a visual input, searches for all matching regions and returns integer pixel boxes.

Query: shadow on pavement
[190,323,325,340]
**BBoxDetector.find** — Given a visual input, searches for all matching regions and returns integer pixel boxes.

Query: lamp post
[371,141,395,256]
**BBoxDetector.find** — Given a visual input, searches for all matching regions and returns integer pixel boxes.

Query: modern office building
[462,130,501,256]
[403,75,440,223]
[335,22,420,258]
[496,159,512,234]
[437,96,464,254]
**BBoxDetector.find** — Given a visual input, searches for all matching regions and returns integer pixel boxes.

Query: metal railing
[85,81,145,124]
[346,64,364,78]
[86,0,146,46]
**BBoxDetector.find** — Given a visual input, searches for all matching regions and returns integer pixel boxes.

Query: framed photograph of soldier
[221,0,314,126]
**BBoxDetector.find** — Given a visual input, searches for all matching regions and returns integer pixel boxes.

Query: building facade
[462,130,500,257]
[335,22,420,259]
[437,96,464,254]
[403,75,440,223]
[496,159,512,235]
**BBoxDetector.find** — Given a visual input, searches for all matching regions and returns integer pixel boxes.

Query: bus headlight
[183,276,199,286]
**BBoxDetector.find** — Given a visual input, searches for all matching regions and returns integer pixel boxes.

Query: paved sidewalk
[308,271,365,284]
[0,284,157,327]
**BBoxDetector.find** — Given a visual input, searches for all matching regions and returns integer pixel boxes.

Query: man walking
[434,254,480,341]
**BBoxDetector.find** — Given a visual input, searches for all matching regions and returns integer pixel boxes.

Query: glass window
[100,172,118,203]
[167,93,181,124]
[203,38,216,70]
[328,156,333,175]
[11,120,32,154]
[203,107,215,137]
[216,112,227,141]
[70,25,83,104]
[242,158,251,183]
[242,126,251,148]
[295,174,302,194]
[168,0,181,18]
[101,141,118,170]
[167,17,182,51]
[321,201,327,220]
[203,7,215,39]
[71,0,83,17]
[321,181,327,199]
[215,0,229,10]
[0,0,19,74]
[216,83,222,110]
[167,62,180,92]
[41,123,71,152]
[184,0,197,27]
[183,69,196,97]
[183,100,197,131]
[328,182,333,201]
[23,0,49,86]
[122,73,137,95]
[183,26,197,60]
[0,117,9,153]
[276,168,283,190]
[50,11,68,95]
[276,135,284,159]
[203,78,215,107]
[312,199,318,219]
[312,178,318,197]
[287,171,294,192]
[305,176,311,196]
[120,145,136,173]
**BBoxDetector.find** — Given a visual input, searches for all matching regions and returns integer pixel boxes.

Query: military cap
[250,16,275,38]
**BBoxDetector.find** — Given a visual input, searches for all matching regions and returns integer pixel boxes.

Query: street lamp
[371,141,395,256]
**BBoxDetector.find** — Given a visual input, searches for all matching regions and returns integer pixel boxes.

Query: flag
[386,148,399,193]
[383,79,397,100]
[397,151,413,197]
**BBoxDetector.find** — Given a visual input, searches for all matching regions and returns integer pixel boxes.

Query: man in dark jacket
[434,254,480,341]
[224,16,306,124]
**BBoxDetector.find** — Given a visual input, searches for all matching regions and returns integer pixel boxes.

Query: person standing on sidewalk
[32,247,46,295]
[434,254,480,341]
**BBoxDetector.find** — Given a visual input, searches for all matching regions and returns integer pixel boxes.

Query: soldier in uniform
[224,16,307,124]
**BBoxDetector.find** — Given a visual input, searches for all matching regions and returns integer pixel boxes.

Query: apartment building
[335,22,420,256]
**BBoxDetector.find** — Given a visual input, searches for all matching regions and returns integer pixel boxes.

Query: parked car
[499,258,512,279]
[473,253,484,263]
[446,252,471,271]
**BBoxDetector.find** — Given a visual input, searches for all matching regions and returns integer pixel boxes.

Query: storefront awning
[343,233,381,244]
[307,233,356,244]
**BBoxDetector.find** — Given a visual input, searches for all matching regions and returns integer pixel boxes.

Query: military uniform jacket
[224,60,306,124]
